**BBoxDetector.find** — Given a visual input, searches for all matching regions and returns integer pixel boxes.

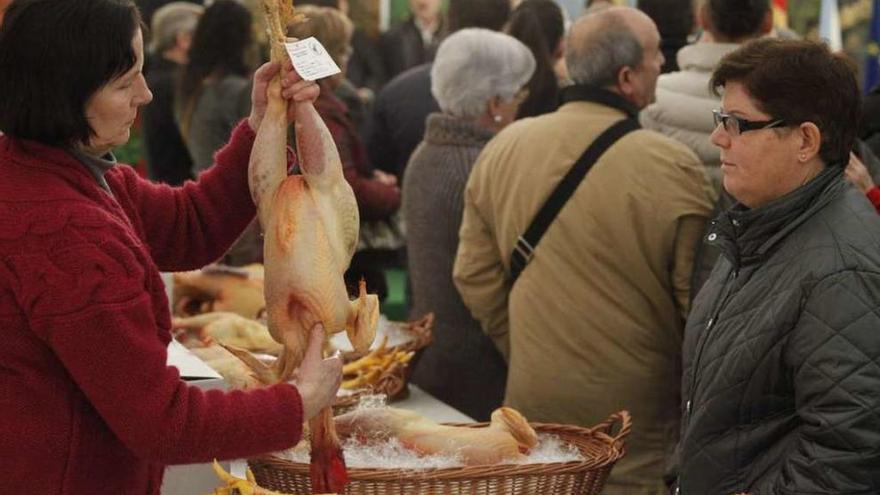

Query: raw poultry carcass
[252,0,377,385]
[189,345,271,389]
[335,407,540,465]
[250,0,379,492]
[172,312,284,354]
[172,265,265,319]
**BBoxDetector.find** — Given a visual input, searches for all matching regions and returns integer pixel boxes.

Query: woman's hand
[247,60,320,131]
[373,169,398,187]
[845,152,875,193]
[292,323,343,421]
[280,57,319,111]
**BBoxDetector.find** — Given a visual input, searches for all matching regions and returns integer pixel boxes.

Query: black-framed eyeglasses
[712,109,787,137]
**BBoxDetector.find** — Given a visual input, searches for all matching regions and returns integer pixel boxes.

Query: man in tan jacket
[454,7,715,495]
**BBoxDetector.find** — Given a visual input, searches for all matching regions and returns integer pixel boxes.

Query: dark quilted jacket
[678,167,880,495]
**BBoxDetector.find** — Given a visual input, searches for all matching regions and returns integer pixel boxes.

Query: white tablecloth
[394,385,474,423]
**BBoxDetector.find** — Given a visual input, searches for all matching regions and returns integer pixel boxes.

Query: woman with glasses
[403,28,535,421]
[674,38,880,494]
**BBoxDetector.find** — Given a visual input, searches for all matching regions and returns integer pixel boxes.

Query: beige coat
[454,101,716,494]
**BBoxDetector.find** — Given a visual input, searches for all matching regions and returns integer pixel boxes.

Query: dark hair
[711,39,860,167]
[297,0,341,8]
[446,0,511,34]
[176,0,252,134]
[0,0,141,145]
[638,0,693,72]
[706,0,769,41]
[506,0,563,119]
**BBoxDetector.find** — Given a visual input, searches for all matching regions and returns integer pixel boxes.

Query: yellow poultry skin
[249,1,376,491]
[249,41,378,382]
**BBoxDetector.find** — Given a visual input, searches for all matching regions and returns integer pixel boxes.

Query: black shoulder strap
[509,118,640,283]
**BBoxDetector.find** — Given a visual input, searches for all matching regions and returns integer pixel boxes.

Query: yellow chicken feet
[345,279,379,354]
[210,459,290,495]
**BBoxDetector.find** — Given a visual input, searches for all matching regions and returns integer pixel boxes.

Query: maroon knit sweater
[0,121,304,494]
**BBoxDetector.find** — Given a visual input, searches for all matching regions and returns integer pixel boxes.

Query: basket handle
[594,410,632,446]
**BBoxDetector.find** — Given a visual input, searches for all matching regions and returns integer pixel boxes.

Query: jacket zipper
[686,266,738,420]
[677,266,739,494]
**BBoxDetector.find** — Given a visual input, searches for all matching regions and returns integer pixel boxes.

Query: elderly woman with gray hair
[404,28,535,421]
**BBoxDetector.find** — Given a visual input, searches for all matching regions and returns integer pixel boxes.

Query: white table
[394,385,475,423]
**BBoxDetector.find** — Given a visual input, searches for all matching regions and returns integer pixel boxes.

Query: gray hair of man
[565,11,643,88]
[149,2,205,54]
[431,28,536,120]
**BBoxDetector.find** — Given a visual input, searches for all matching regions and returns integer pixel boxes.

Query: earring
[493,114,502,123]
[799,153,807,161]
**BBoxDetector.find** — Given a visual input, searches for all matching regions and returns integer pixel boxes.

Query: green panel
[388,0,449,26]
[390,0,410,24]
[380,267,409,321]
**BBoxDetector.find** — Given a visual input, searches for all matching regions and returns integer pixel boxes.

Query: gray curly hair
[431,28,536,120]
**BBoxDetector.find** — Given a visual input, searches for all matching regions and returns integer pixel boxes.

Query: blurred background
[119,0,880,173]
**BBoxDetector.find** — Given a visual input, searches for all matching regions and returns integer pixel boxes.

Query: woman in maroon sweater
[0,1,341,493]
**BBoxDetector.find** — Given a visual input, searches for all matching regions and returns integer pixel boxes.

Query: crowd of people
[1,0,880,494]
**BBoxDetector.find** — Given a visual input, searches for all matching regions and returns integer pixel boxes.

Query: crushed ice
[278,396,584,469]
[278,434,583,469]
[515,434,584,464]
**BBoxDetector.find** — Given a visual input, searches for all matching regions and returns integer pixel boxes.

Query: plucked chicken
[173,265,265,319]
[172,311,283,354]
[251,0,378,383]
[250,0,378,492]
[189,345,267,389]
[335,407,540,465]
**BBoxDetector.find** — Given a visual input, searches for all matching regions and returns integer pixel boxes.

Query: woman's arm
[117,120,258,272]
[121,63,318,272]
[10,236,303,464]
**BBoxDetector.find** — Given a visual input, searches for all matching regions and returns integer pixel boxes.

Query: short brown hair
[711,38,860,167]
[0,0,141,146]
[286,5,352,65]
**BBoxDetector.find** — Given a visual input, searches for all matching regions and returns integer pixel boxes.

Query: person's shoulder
[771,183,880,281]
[0,143,90,205]
[211,74,252,98]
[478,117,534,152]
[105,162,146,189]
[0,176,127,265]
[818,184,880,247]
[619,128,712,192]
[379,63,432,97]
[627,128,701,162]
[384,16,417,37]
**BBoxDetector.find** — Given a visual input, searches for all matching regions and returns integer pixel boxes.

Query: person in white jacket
[640,0,772,192]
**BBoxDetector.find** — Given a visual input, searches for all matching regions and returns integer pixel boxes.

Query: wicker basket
[335,313,434,408]
[248,410,631,495]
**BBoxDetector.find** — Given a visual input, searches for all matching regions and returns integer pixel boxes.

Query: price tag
[284,37,342,81]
